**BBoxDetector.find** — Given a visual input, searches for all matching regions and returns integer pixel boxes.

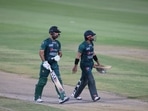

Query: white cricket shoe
[75,96,82,100]
[93,96,100,102]
[35,98,43,103]
[71,94,82,100]
[59,96,69,104]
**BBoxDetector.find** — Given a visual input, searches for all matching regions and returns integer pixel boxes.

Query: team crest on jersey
[49,44,53,47]
[86,47,90,50]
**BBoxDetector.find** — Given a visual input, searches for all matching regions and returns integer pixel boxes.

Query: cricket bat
[94,64,112,74]
[94,65,112,69]
[48,66,65,100]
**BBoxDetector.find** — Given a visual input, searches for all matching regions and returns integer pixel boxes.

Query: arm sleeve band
[93,55,98,62]
[75,58,79,65]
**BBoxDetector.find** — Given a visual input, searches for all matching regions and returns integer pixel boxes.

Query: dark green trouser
[74,62,98,100]
[34,63,64,100]
[34,77,47,100]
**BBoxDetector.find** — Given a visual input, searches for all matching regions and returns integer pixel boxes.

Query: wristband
[93,55,98,62]
[74,58,79,65]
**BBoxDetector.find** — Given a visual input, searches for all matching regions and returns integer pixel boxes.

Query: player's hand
[51,55,60,62]
[72,65,77,74]
[42,61,50,70]
[94,64,104,68]
[94,64,112,74]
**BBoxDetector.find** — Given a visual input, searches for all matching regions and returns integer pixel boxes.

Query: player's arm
[93,52,100,66]
[58,51,62,58]
[72,52,81,73]
[72,44,84,73]
[57,40,62,57]
[39,40,47,62]
[39,49,51,70]
[39,50,45,62]
[39,41,51,70]
[75,52,81,64]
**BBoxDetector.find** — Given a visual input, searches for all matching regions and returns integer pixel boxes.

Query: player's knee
[37,77,47,86]
[88,78,95,84]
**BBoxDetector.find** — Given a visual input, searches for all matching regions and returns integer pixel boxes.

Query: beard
[52,34,59,40]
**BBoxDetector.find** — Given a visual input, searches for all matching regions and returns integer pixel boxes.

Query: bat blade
[95,65,112,70]
[50,71,65,99]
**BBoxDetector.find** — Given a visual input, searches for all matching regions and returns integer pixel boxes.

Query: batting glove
[42,61,50,70]
[51,55,60,62]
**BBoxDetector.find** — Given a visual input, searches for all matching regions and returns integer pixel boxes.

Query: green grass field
[0,96,65,111]
[0,0,148,110]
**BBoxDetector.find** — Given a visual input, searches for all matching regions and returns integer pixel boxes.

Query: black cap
[84,30,96,37]
[49,26,61,33]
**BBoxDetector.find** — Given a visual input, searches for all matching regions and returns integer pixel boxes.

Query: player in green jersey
[71,30,101,102]
[34,26,69,104]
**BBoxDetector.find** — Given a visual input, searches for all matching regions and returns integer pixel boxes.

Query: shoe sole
[59,97,69,104]
[35,101,43,103]
[76,97,82,100]
[71,95,82,100]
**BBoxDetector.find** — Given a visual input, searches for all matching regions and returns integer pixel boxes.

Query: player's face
[88,35,95,41]
[51,32,60,40]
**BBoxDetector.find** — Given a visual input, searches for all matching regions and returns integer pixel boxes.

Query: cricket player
[34,26,69,104]
[71,30,101,102]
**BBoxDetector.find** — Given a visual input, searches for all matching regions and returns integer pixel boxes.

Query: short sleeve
[78,44,85,53]
[40,40,47,50]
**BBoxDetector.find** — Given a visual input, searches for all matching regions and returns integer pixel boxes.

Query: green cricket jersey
[40,38,61,63]
[78,41,94,64]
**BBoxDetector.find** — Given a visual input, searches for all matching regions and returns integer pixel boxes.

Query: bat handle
[48,66,52,72]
